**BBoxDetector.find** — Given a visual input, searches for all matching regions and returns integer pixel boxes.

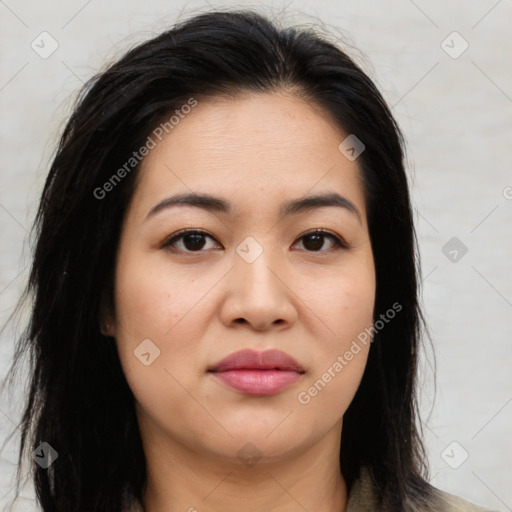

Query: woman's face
[110,91,375,465]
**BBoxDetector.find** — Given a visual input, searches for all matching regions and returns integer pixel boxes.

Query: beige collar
[126,466,494,512]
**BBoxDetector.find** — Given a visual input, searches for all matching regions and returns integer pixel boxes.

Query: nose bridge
[234,234,284,296]
[223,233,296,329]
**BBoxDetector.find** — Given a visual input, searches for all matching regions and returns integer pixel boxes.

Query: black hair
[2,8,437,511]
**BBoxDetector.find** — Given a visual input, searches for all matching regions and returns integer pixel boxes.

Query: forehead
[132,92,367,221]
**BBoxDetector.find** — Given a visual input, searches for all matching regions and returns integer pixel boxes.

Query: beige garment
[127,468,498,511]
[346,467,497,512]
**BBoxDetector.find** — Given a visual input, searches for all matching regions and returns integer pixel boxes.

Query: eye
[161,229,220,252]
[161,228,349,254]
[292,228,349,253]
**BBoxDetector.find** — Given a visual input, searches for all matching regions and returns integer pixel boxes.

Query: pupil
[184,234,205,251]
[181,234,326,251]
[305,234,323,251]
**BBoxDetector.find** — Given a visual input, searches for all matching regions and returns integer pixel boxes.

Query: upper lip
[208,349,305,373]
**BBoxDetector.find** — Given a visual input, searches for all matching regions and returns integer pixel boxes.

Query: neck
[140,420,348,512]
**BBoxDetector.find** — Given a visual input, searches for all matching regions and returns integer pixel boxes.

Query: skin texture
[108,91,376,512]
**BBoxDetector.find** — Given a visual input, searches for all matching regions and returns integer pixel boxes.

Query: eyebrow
[145,191,362,224]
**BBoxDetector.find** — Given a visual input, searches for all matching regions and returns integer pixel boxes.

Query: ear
[100,315,115,337]
[99,289,116,337]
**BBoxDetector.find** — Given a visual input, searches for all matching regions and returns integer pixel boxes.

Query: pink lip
[208,349,305,396]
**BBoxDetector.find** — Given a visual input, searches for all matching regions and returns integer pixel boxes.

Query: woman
[2,8,497,512]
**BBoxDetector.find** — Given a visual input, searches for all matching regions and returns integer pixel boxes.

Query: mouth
[207,348,305,396]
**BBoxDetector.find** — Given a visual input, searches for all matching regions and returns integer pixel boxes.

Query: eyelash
[161,228,350,254]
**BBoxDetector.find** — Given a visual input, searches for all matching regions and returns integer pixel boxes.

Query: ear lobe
[100,309,116,336]
[99,289,115,337]
[101,320,114,337]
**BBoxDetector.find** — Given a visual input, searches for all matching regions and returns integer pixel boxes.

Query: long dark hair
[2,8,436,511]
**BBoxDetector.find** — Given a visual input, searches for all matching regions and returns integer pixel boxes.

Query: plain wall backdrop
[1,0,511,510]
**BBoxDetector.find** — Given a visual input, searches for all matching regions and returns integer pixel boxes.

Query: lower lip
[211,369,303,396]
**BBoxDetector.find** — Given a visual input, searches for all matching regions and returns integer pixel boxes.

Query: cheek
[331,275,375,342]
[297,260,375,418]
[112,246,219,396]
[112,251,205,429]
[311,252,376,347]
[114,248,202,342]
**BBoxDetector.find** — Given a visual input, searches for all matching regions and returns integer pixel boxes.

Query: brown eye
[294,229,348,252]
[162,230,220,252]
[161,228,348,254]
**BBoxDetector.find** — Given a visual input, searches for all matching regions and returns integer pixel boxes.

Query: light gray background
[1,0,511,510]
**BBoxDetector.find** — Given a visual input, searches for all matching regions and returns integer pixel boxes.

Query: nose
[219,243,298,331]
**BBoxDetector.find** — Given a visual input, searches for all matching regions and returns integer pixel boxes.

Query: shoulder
[125,499,144,512]
[346,467,498,512]
[431,487,499,512]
